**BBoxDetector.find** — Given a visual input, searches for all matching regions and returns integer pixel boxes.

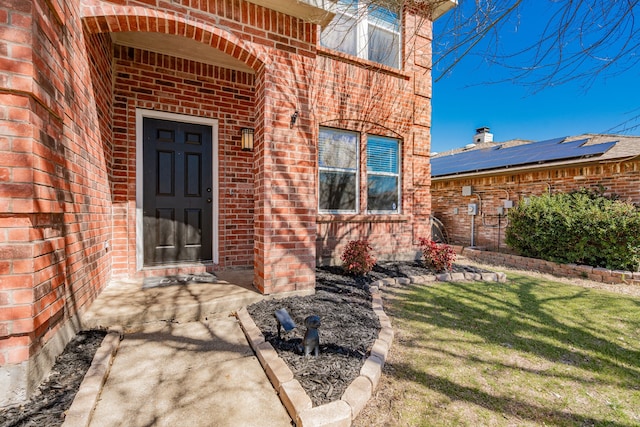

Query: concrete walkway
[79,270,309,427]
[89,317,292,427]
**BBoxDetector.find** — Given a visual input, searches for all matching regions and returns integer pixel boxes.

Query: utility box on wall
[467,203,478,215]
[462,186,472,196]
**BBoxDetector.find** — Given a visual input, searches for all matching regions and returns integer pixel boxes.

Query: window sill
[317,214,410,223]
[316,46,411,80]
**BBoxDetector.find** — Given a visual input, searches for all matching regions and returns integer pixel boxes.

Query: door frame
[135,109,219,270]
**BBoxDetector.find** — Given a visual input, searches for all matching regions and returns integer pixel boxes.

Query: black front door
[143,117,213,266]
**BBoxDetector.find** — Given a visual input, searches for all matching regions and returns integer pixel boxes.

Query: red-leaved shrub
[341,240,376,276]
[419,238,456,272]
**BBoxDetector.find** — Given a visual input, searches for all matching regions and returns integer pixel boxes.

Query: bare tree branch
[430,0,640,133]
[434,0,640,89]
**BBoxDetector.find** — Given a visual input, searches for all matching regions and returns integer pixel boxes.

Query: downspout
[471,214,475,247]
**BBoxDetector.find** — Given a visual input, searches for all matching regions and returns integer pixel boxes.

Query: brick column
[0,0,62,406]
[1,0,112,407]
[404,6,434,243]
[252,58,317,294]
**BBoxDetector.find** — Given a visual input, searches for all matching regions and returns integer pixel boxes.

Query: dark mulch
[0,330,107,427]
[247,261,489,406]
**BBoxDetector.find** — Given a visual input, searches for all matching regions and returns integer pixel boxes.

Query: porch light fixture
[241,128,254,151]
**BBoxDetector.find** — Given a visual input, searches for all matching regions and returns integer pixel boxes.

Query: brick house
[431,128,640,250]
[0,0,455,407]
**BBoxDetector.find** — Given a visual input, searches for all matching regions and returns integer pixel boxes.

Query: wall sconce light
[241,128,254,151]
[290,110,299,128]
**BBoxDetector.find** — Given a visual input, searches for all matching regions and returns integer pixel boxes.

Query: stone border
[61,327,123,427]
[238,272,506,427]
[463,248,640,285]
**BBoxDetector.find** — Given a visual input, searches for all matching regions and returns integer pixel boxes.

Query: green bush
[505,189,640,271]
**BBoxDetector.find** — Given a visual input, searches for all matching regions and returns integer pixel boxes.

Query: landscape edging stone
[61,327,123,427]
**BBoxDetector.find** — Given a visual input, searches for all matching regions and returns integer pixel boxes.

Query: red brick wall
[311,7,435,265]
[87,32,114,170]
[1,0,113,405]
[251,46,317,294]
[432,160,640,250]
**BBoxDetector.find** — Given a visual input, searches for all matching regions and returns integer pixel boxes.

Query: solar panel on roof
[431,137,617,177]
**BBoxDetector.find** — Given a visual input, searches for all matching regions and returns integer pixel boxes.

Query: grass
[354,273,640,427]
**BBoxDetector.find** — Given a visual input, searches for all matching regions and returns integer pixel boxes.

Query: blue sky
[430,2,640,153]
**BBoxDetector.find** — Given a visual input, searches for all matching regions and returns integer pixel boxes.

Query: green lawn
[357,274,640,426]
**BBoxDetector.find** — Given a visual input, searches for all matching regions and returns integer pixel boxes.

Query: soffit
[430,0,457,19]
[246,0,335,26]
[244,0,456,25]
[111,32,254,74]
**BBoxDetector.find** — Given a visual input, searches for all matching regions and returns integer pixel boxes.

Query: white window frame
[318,128,402,215]
[321,0,401,69]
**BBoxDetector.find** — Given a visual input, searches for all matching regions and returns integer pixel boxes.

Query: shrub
[341,240,376,276]
[419,238,456,272]
[505,189,640,271]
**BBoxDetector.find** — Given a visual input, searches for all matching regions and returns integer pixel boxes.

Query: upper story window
[320,1,401,69]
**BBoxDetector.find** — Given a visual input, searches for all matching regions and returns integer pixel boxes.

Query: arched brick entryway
[79,1,267,71]
[79,0,318,295]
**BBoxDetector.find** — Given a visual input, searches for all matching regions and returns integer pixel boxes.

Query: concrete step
[81,270,263,331]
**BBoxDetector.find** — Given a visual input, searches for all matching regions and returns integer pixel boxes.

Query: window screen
[319,128,359,212]
[367,135,400,213]
[368,5,400,68]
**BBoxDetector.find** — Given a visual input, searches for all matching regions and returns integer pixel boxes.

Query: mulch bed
[248,265,379,406]
[0,330,107,427]
[247,261,488,406]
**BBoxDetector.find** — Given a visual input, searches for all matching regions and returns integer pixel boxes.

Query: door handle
[207,198,212,203]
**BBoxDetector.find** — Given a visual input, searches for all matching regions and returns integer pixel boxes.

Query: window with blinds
[367,135,400,213]
[318,128,401,215]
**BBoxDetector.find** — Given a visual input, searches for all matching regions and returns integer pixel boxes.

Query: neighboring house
[431,128,640,250]
[0,0,455,406]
